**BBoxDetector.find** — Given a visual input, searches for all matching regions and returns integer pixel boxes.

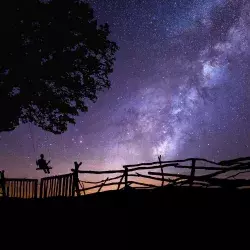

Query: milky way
[1,0,250,178]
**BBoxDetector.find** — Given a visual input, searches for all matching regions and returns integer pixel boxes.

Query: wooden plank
[68,174,73,197]
[51,178,54,197]
[16,181,18,198]
[25,181,27,198]
[28,181,30,198]
[48,179,51,197]
[68,175,71,196]
[13,181,15,197]
[19,181,22,198]
[69,175,73,196]
[49,178,52,197]
[43,180,47,198]
[26,181,29,199]
[34,180,38,199]
[52,178,55,196]
[20,181,23,198]
[6,185,9,197]
[68,175,72,196]
[12,182,14,197]
[39,180,43,198]
[45,180,49,198]
[65,175,69,197]
[6,182,9,197]
[55,178,59,196]
[17,181,19,198]
[22,180,25,198]
[40,180,43,198]
[47,179,50,197]
[52,178,54,196]
[71,175,75,197]
[8,183,10,197]
[66,176,69,196]
[62,176,66,197]
[54,178,57,196]
[11,182,14,197]
[58,177,62,196]
[15,181,18,197]
[30,181,33,198]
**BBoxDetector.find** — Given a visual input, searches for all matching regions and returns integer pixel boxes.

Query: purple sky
[1,0,250,178]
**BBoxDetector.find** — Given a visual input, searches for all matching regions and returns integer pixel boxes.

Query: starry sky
[1,0,250,178]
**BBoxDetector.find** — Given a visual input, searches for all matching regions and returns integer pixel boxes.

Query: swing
[36,154,53,174]
[29,123,53,174]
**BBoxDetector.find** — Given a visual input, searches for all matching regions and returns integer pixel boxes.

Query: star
[1,0,250,178]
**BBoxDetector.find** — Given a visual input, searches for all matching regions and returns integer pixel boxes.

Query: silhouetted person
[36,154,51,174]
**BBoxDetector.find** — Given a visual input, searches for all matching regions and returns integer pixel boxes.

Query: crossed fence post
[73,162,81,197]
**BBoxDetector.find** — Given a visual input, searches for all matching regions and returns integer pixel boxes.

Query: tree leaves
[0,0,118,134]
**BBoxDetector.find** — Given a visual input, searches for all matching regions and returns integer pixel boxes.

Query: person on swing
[36,154,51,174]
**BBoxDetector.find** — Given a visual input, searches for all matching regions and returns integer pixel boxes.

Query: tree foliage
[0,0,118,134]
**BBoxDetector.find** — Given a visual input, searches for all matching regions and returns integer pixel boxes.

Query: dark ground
[0,186,249,247]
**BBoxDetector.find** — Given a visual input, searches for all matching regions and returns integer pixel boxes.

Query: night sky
[1,0,250,178]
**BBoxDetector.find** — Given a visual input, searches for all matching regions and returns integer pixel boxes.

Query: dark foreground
[1,186,249,246]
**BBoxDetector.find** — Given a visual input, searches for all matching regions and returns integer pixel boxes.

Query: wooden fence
[39,173,74,198]
[1,156,250,199]
[72,156,250,194]
[5,178,38,198]
[0,172,76,199]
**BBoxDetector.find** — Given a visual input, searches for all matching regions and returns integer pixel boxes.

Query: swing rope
[45,131,51,159]
[28,122,36,155]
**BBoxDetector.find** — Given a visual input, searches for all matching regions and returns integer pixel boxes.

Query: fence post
[158,155,164,187]
[34,180,38,199]
[40,179,44,198]
[190,159,196,187]
[124,166,128,189]
[1,171,6,197]
[73,162,81,197]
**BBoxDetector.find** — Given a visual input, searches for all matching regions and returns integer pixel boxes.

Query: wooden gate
[5,178,38,198]
[40,173,74,198]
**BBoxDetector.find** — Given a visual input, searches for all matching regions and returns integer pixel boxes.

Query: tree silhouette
[0,0,118,134]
